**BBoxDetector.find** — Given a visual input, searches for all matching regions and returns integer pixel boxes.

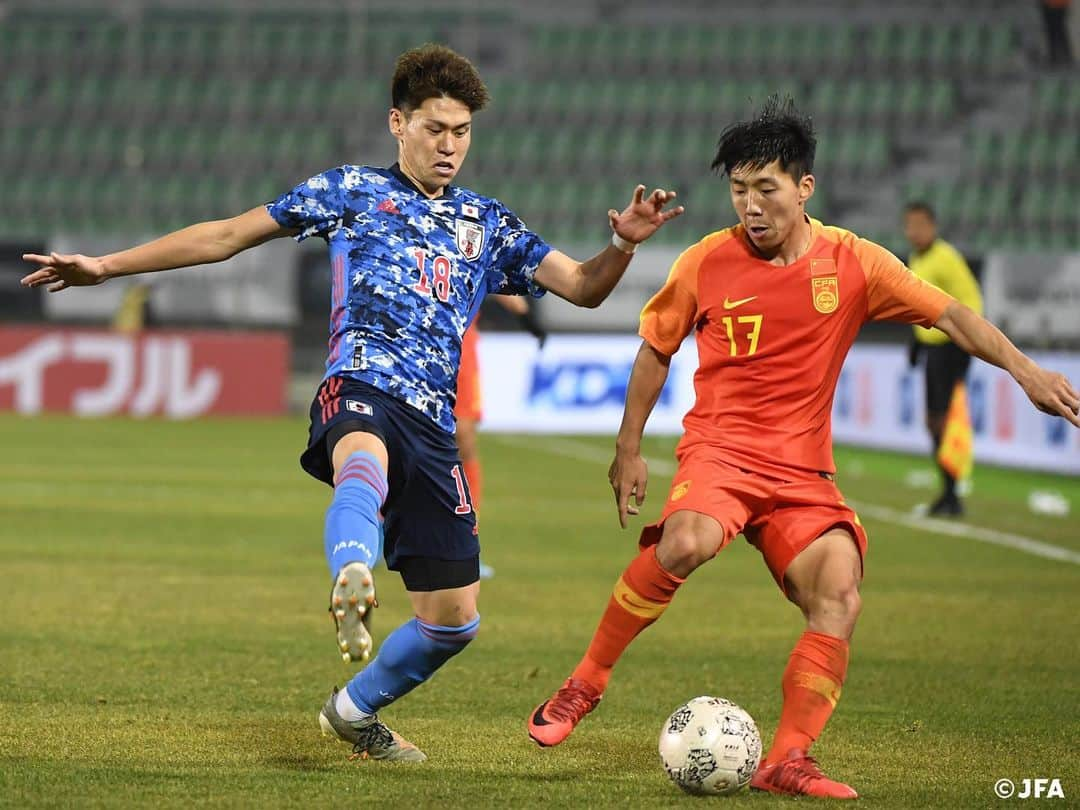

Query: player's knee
[416,614,480,657]
[657,527,718,577]
[804,579,862,636]
[832,581,862,621]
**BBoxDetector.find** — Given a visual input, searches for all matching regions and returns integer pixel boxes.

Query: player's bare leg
[327,431,389,664]
[529,512,721,746]
[751,529,860,799]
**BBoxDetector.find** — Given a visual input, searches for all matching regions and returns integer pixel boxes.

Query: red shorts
[639,447,868,593]
[455,323,482,422]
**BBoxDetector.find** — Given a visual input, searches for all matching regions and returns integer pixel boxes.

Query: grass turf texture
[1,414,1077,808]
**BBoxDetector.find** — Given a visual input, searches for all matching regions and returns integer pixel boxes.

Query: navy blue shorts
[300,377,479,578]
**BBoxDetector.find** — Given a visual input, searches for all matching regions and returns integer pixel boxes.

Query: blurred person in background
[457,295,546,579]
[110,282,153,334]
[21,43,683,764]
[1040,0,1074,67]
[904,202,983,516]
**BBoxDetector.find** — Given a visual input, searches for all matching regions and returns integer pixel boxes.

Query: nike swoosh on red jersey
[722,295,758,309]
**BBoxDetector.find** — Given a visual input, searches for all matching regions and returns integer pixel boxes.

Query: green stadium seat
[982,183,1012,232]
[80,126,122,172]
[83,21,127,61]
[1017,189,1050,231]
[864,26,892,72]
[1049,134,1077,177]
[894,24,925,71]
[673,25,712,73]
[997,131,1025,174]
[862,131,889,173]
[927,79,955,124]
[527,24,566,70]
[485,79,519,118]
[841,80,875,123]
[924,25,953,72]
[968,130,997,174]
[814,133,837,175]
[529,81,566,122]
[1024,131,1053,176]
[545,130,579,173]
[2,75,36,110]
[579,24,624,74]
[0,124,24,166]
[985,26,1016,75]
[25,128,62,172]
[811,78,843,125]
[803,23,853,73]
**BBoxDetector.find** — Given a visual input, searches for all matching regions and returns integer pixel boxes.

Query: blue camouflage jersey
[266,164,551,433]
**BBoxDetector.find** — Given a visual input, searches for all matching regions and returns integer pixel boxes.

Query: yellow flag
[937,382,973,481]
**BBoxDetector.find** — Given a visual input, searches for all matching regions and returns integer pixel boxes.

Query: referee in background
[904,202,983,517]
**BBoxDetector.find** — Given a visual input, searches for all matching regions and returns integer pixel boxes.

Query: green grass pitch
[1,414,1077,808]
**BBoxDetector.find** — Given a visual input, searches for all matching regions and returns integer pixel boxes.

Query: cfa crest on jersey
[810,258,839,314]
[456,218,485,260]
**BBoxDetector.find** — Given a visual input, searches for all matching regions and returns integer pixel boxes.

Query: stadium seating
[0,3,1074,252]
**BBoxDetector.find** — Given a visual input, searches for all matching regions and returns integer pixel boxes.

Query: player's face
[389,96,472,197]
[729,160,814,255]
[904,210,937,253]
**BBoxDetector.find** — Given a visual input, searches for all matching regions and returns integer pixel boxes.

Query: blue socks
[325,451,385,578]
[345,616,480,714]
[328,452,478,716]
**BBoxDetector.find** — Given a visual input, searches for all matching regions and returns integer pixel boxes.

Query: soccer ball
[658,696,762,796]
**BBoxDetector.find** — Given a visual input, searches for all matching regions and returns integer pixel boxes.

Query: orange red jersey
[455,322,483,422]
[639,217,952,477]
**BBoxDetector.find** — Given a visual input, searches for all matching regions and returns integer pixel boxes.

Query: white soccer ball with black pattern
[658,696,762,796]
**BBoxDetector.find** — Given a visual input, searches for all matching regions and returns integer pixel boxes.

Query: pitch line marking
[495,435,1080,566]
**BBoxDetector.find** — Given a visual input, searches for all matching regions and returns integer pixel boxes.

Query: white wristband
[611,232,638,254]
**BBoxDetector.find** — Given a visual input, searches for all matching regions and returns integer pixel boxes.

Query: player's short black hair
[711,94,816,183]
[392,44,489,113]
[904,201,937,221]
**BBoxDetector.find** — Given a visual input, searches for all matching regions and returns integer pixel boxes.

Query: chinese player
[527,97,1079,797]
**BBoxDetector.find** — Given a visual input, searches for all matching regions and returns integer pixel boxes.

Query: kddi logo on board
[995,777,1065,799]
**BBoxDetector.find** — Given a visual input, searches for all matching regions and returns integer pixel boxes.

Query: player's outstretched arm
[609,341,672,528]
[534,185,684,308]
[935,301,1080,427]
[21,207,296,293]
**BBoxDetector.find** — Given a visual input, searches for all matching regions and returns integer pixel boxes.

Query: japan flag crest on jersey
[456,218,485,260]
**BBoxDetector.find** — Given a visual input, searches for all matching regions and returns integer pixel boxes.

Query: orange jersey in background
[640,217,952,478]
[455,322,483,422]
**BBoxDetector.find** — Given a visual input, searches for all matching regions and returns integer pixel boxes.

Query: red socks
[765,630,849,764]
[571,546,685,692]
[569,549,849,761]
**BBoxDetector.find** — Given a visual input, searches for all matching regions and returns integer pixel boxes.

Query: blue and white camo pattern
[266,165,551,433]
